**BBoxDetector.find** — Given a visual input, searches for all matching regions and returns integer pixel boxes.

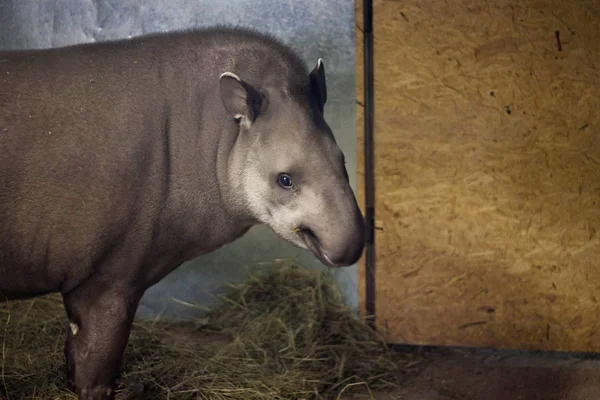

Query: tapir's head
[218,59,365,267]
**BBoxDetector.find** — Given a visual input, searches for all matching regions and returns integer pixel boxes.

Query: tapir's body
[1,29,257,298]
[0,26,365,400]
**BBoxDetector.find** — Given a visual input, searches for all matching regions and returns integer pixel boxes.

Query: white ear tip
[317,58,323,68]
[220,71,241,81]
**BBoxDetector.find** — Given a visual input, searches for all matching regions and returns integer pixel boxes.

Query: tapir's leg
[62,281,142,400]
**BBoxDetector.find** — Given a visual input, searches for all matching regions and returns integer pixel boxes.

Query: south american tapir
[0,26,366,400]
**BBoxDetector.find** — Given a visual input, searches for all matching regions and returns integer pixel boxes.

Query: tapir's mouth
[295,226,341,268]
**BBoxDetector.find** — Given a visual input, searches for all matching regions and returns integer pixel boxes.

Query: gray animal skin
[0,26,365,400]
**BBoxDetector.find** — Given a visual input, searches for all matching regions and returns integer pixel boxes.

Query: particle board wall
[356,0,600,353]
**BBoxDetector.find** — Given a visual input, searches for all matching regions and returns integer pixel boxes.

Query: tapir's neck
[215,120,256,225]
[153,76,256,261]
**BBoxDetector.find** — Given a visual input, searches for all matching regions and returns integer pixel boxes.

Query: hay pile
[1,263,417,399]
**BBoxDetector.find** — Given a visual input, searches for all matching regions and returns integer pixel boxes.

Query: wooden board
[356,0,600,352]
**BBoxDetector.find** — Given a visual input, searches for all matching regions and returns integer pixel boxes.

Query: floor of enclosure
[343,346,600,400]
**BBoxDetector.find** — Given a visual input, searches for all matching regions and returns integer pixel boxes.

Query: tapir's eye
[277,173,293,189]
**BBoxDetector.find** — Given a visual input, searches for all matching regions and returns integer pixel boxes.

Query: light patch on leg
[220,71,241,81]
[69,322,79,336]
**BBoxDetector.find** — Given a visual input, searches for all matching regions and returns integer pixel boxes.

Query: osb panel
[355,0,367,323]
[356,0,600,352]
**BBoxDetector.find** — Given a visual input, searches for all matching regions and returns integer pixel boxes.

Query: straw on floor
[1,263,418,399]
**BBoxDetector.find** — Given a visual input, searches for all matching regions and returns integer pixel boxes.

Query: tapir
[0,26,365,399]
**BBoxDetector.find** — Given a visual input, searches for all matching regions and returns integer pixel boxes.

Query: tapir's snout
[326,209,366,267]
[297,199,366,268]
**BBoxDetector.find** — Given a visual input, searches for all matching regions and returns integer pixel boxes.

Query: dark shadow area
[360,344,600,400]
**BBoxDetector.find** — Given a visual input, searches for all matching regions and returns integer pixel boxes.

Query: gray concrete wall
[0,0,358,319]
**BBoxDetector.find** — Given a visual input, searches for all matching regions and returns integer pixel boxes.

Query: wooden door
[356,0,600,353]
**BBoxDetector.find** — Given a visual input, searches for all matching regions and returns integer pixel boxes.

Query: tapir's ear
[219,72,262,127]
[309,58,327,114]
